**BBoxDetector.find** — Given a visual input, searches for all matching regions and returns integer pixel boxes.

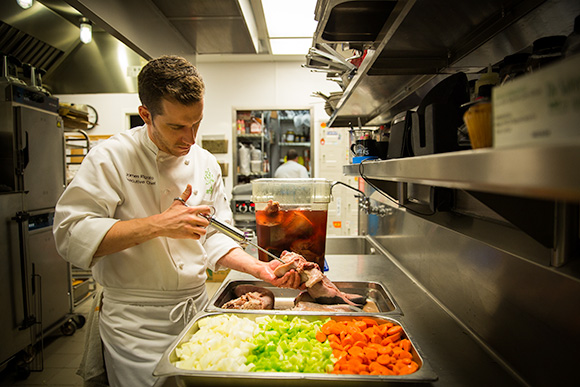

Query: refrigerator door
[0,193,34,365]
[28,209,71,331]
[16,106,65,211]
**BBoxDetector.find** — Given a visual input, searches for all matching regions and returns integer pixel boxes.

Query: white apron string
[169,297,198,325]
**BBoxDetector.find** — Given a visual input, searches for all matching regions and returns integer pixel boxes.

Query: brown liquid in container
[255,208,328,269]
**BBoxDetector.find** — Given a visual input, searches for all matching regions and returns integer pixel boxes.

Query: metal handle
[198,212,247,244]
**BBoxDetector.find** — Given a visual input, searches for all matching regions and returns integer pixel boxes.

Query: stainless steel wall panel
[368,200,580,386]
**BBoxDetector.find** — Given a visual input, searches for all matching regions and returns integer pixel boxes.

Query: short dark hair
[138,55,205,118]
[287,149,298,160]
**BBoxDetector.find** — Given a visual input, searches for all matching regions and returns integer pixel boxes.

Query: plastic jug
[251,178,331,269]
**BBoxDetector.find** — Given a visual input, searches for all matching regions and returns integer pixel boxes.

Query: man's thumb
[180,184,193,202]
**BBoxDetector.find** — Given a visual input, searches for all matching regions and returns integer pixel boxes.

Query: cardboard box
[217,162,229,177]
[201,136,228,153]
[206,268,230,282]
[492,54,580,148]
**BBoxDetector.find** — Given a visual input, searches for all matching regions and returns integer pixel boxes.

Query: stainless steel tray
[154,311,437,386]
[205,280,402,315]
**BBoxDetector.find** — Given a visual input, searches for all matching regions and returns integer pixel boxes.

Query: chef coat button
[178,262,184,270]
[163,189,170,195]
[184,159,190,165]
[193,190,198,195]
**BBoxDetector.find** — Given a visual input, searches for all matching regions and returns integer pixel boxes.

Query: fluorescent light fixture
[262,0,317,38]
[79,18,92,44]
[269,38,312,55]
[16,0,34,9]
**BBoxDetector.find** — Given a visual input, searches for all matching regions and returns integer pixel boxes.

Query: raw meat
[274,251,366,307]
[221,285,274,310]
[292,302,363,312]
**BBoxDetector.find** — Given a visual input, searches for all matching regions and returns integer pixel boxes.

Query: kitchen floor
[0,282,223,387]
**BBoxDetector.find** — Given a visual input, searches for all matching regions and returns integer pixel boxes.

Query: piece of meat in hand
[274,251,366,307]
[273,250,322,287]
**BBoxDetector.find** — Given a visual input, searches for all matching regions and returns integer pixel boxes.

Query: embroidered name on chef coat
[126,173,157,185]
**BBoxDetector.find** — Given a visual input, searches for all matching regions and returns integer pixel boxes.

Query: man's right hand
[157,184,211,240]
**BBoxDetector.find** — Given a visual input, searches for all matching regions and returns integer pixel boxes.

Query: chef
[53,55,301,387]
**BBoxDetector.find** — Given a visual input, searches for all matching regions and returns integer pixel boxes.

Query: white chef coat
[53,125,240,387]
[274,160,309,178]
[53,124,239,289]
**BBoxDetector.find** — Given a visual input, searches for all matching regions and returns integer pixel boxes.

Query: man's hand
[261,259,303,289]
[217,248,304,290]
[157,184,211,240]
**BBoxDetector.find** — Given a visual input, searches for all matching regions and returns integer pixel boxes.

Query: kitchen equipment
[252,178,332,269]
[1,77,74,371]
[231,183,255,231]
[198,212,284,263]
[410,72,470,156]
[526,35,567,72]
[387,111,414,159]
[154,312,438,385]
[206,280,402,315]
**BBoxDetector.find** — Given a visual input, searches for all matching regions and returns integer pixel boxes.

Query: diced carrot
[395,350,413,360]
[387,325,403,336]
[316,331,327,343]
[369,361,390,375]
[376,324,389,336]
[377,343,393,355]
[398,361,419,375]
[342,334,354,347]
[346,323,361,335]
[321,321,335,335]
[370,334,382,344]
[348,345,364,358]
[376,354,391,365]
[399,339,412,352]
[329,341,343,350]
[362,318,378,326]
[389,332,402,343]
[327,333,340,343]
[352,331,367,344]
[354,340,366,349]
[363,327,375,339]
[354,320,368,330]
[364,347,378,361]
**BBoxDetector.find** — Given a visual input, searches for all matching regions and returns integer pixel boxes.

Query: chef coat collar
[139,124,159,156]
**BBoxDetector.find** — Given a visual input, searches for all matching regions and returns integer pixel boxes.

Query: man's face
[139,97,204,157]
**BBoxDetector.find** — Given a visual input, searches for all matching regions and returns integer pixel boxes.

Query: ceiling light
[262,0,317,38]
[79,18,92,44]
[16,0,34,9]
[269,38,312,55]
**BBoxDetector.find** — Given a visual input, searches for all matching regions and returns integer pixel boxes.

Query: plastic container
[251,178,332,269]
[463,102,492,149]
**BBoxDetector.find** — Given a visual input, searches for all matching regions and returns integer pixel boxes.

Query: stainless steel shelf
[279,142,311,147]
[322,0,579,127]
[343,144,580,201]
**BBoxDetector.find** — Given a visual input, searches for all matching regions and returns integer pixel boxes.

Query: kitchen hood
[0,0,271,94]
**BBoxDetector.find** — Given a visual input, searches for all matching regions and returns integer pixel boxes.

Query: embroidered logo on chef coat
[204,168,215,194]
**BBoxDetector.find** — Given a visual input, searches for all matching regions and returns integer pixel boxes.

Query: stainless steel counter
[221,236,522,386]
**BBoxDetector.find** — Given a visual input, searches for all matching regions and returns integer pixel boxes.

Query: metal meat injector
[197,212,285,263]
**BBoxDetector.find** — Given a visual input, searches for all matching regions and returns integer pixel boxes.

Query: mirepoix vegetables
[174,314,259,372]
[173,315,419,376]
[247,315,334,373]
